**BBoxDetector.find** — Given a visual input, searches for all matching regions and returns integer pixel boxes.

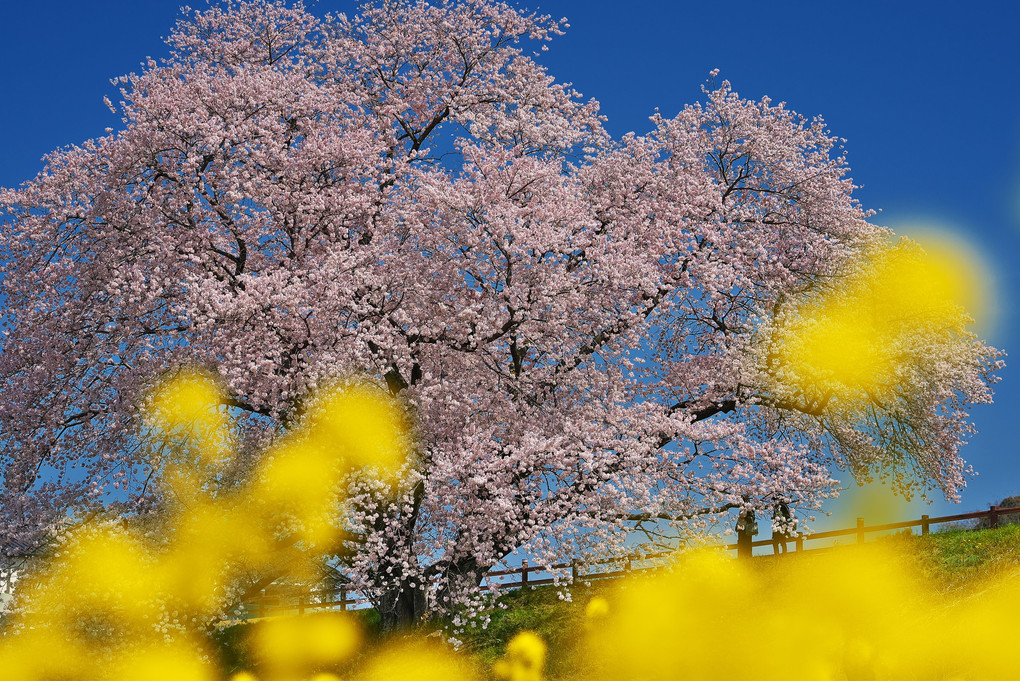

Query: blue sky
[2,0,1019,526]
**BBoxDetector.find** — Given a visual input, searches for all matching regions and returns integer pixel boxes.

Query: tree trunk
[378,581,428,632]
[376,553,491,631]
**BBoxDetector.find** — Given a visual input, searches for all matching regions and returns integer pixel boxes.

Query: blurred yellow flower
[0,370,420,681]
[106,639,216,681]
[146,369,231,455]
[356,641,480,681]
[228,672,259,681]
[303,381,410,480]
[16,525,162,648]
[494,631,547,681]
[252,612,362,673]
[770,238,980,409]
[584,596,610,620]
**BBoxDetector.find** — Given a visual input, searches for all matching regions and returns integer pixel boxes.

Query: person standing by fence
[772,499,795,555]
[735,507,758,559]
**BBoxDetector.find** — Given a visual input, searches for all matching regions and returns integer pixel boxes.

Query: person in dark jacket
[735,507,757,559]
[772,500,795,555]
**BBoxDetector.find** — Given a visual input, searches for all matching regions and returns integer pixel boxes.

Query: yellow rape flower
[584,596,610,621]
[302,381,410,480]
[770,238,981,410]
[146,369,231,458]
[494,631,547,681]
[357,641,479,681]
[251,612,362,673]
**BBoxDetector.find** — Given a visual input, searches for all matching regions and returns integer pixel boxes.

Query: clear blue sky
[2,0,1018,524]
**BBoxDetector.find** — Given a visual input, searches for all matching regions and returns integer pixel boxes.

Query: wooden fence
[738,503,1020,556]
[240,504,1020,618]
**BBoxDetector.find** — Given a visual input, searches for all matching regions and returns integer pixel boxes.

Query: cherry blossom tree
[0,0,1000,628]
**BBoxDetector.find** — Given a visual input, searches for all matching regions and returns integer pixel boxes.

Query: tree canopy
[0,0,1000,627]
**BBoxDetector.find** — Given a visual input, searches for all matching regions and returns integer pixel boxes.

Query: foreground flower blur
[0,371,452,681]
[571,544,1020,681]
[2,371,1018,681]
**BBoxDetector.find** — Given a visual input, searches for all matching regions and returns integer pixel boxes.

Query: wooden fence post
[298,595,306,616]
[921,514,930,536]
[340,586,347,611]
[990,505,999,529]
[521,560,529,588]
[856,517,865,545]
[571,560,579,583]
[795,536,804,552]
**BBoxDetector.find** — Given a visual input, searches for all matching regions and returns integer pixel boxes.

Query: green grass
[456,582,602,676]
[912,523,1020,592]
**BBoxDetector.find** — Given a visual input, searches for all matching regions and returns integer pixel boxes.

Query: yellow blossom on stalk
[0,527,219,681]
[16,525,160,643]
[579,550,753,681]
[493,631,547,681]
[303,381,411,480]
[229,673,259,681]
[876,241,977,329]
[251,435,349,550]
[249,381,411,549]
[781,309,893,393]
[163,502,266,615]
[251,612,362,674]
[105,639,216,681]
[574,543,1020,681]
[356,641,479,681]
[0,627,88,681]
[584,596,610,621]
[771,238,982,409]
[0,368,420,681]
[146,369,231,459]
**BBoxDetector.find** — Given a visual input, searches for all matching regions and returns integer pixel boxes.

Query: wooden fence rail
[242,504,1020,618]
